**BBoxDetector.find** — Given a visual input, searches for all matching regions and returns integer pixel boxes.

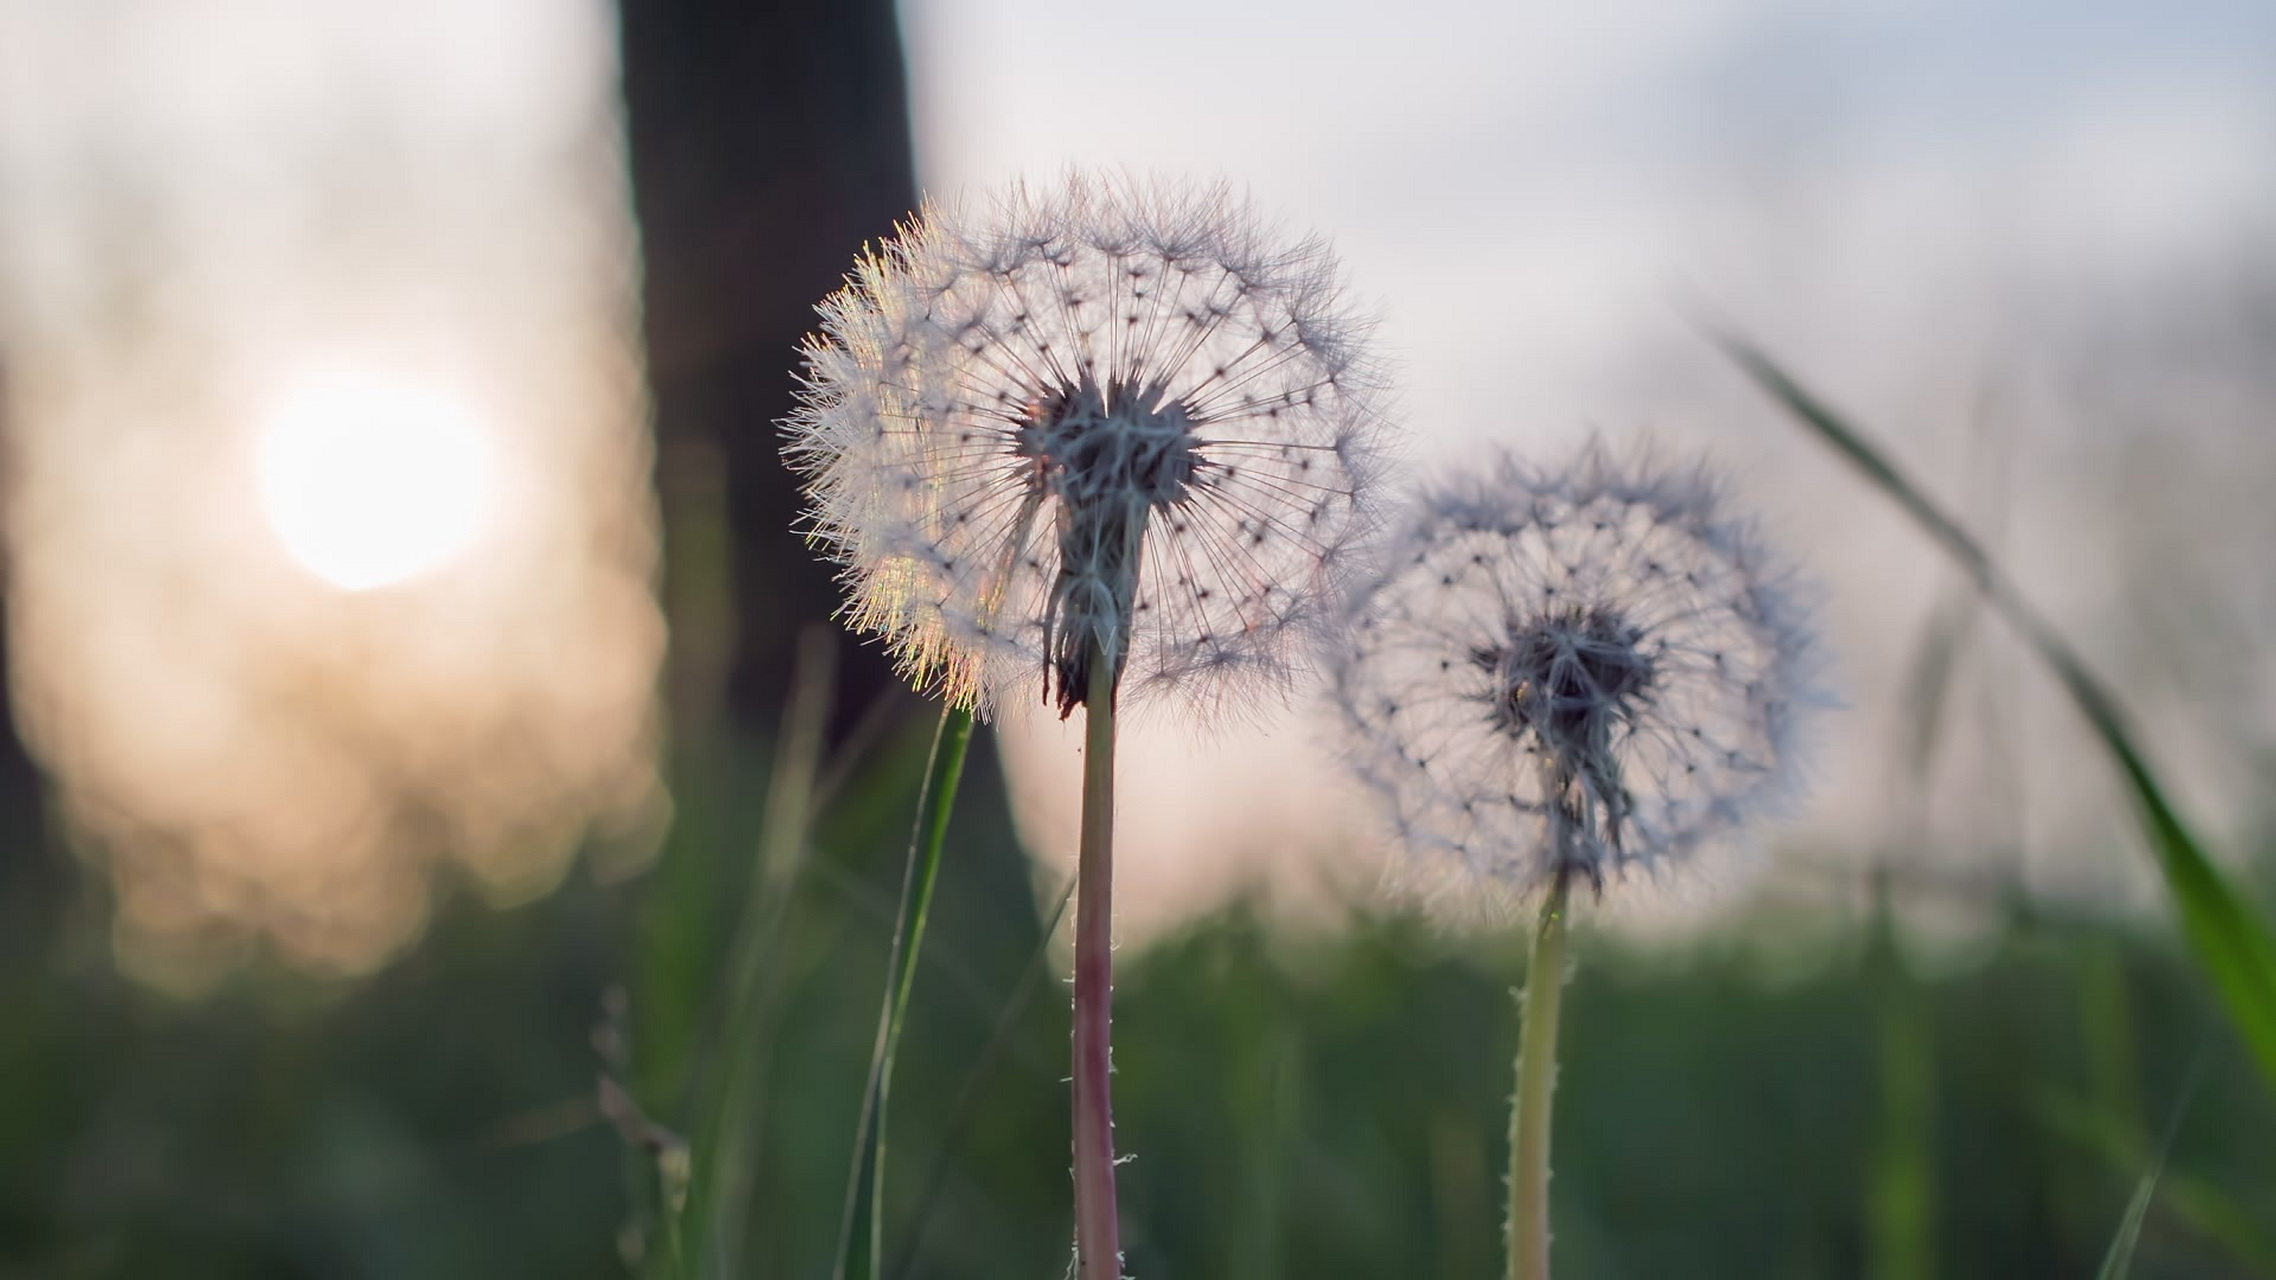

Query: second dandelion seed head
[1335,439,1824,899]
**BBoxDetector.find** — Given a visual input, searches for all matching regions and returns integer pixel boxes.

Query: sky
[898,0,2276,935]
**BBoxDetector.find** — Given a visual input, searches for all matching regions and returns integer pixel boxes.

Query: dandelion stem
[1072,640,1124,1280]
[1509,866,1572,1280]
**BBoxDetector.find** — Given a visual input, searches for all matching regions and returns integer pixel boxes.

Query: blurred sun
[256,373,500,591]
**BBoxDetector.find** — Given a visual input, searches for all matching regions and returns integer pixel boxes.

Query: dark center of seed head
[1014,375,1200,508]
[1471,607,1654,861]
[1471,606,1654,748]
[1015,376,1204,716]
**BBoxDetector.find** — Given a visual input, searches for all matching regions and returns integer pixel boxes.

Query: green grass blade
[2095,1158,2161,1280]
[1718,333,2276,1088]
[2038,1084,2276,1275]
[833,703,976,1280]
[2095,1052,2207,1280]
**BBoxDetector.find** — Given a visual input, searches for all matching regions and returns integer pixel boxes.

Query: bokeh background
[2,2,2274,1277]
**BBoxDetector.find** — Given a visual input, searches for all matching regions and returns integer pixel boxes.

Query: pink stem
[1072,649,1123,1279]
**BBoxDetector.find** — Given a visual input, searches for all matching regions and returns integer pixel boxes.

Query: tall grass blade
[833,704,977,1280]
[1718,332,2276,1088]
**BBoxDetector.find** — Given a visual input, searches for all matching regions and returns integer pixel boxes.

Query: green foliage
[7,832,2276,1276]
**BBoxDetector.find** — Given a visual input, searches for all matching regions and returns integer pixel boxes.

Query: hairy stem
[1072,643,1124,1280]
[1509,867,1572,1280]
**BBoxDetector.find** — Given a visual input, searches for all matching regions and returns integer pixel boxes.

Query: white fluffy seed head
[785,173,1391,719]
[1332,439,1826,902]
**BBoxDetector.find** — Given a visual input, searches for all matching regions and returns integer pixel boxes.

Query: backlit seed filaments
[783,175,1388,718]
[1333,442,1824,898]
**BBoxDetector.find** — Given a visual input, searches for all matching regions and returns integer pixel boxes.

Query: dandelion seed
[784,173,1389,718]
[1333,438,1823,899]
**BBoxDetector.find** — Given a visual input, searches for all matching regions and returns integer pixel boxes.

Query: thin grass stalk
[691,628,835,1279]
[833,705,977,1280]
[1509,866,1572,1280]
[1073,640,1124,1280]
[869,706,975,1277]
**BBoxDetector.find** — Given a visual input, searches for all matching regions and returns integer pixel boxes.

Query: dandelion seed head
[1333,439,1825,900]
[785,173,1389,718]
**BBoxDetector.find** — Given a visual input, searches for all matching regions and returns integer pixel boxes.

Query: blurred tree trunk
[617,0,919,741]
[0,605,55,954]
[0,373,57,950]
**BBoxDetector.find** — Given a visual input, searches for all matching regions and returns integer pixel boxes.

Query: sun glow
[256,373,500,591]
